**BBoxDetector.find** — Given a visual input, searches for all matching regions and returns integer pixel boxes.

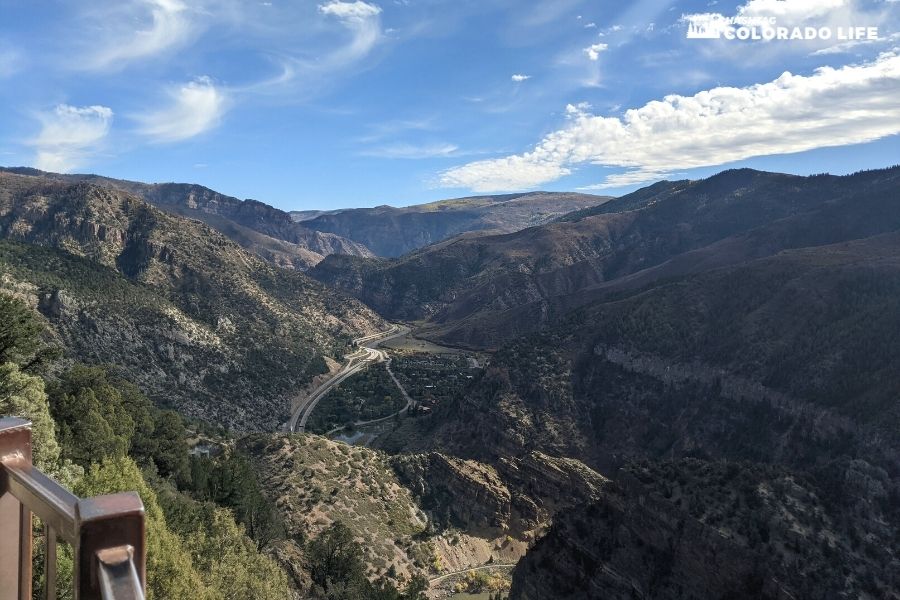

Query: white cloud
[30,105,114,172]
[737,0,847,21]
[684,0,849,26]
[361,142,459,159]
[812,31,900,55]
[82,0,195,71]
[511,74,531,82]
[137,77,227,143]
[318,0,381,21]
[318,1,383,64]
[441,52,900,192]
[583,43,609,61]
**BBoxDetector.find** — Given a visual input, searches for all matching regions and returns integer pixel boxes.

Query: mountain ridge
[300,190,612,257]
[312,165,900,349]
[0,170,385,429]
[0,167,373,270]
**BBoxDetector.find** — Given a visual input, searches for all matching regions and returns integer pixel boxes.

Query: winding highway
[288,324,409,433]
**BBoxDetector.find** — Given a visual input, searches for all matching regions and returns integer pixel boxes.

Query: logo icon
[686,15,725,39]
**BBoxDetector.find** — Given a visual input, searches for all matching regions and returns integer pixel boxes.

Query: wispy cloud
[81,0,196,71]
[360,142,459,159]
[357,117,435,143]
[441,52,900,192]
[812,31,900,56]
[137,77,227,142]
[0,45,21,78]
[30,105,114,172]
[511,74,531,82]
[317,1,384,65]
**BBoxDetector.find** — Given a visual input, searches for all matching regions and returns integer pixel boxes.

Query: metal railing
[0,418,146,600]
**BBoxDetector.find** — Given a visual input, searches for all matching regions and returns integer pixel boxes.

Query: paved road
[288,324,408,433]
[428,563,517,584]
[324,346,416,436]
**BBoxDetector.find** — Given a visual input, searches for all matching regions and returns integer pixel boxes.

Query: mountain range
[350,166,900,598]
[312,167,900,349]
[2,164,899,598]
[0,168,608,267]
[297,191,609,257]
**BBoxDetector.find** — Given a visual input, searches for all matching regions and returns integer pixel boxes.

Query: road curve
[288,325,408,433]
[428,563,518,584]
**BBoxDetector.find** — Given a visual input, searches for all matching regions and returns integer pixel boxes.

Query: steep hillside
[0,167,373,269]
[245,433,611,589]
[511,460,900,599]
[311,167,900,349]
[302,191,609,257]
[417,232,900,467]
[395,232,900,597]
[0,171,384,429]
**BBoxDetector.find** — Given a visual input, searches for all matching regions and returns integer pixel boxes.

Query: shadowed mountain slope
[312,166,900,349]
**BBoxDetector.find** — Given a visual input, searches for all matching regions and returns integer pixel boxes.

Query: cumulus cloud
[511,74,531,82]
[137,77,227,143]
[31,105,113,172]
[583,43,609,61]
[83,0,195,71]
[441,52,900,192]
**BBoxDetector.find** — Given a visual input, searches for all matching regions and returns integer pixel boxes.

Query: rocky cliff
[0,171,385,429]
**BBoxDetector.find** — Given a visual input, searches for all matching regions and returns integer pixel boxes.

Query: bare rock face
[392,451,609,535]
[495,452,609,530]
[393,453,513,532]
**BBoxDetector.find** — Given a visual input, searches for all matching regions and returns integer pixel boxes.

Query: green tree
[0,362,79,485]
[187,452,283,548]
[143,409,190,482]
[0,294,57,372]
[49,366,134,467]
[185,508,290,600]
[48,365,189,480]
[307,521,370,597]
[75,456,213,600]
[0,362,62,471]
[403,574,429,600]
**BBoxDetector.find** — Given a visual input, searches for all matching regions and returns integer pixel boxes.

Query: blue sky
[0,0,898,210]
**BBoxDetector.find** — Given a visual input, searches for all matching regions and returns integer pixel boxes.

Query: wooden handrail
[0,418,146,600]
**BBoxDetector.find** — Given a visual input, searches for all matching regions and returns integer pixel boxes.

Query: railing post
[75,493,146,600]
[0,418,34,600]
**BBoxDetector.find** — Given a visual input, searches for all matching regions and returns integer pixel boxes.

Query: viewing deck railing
[0,418,146,600]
